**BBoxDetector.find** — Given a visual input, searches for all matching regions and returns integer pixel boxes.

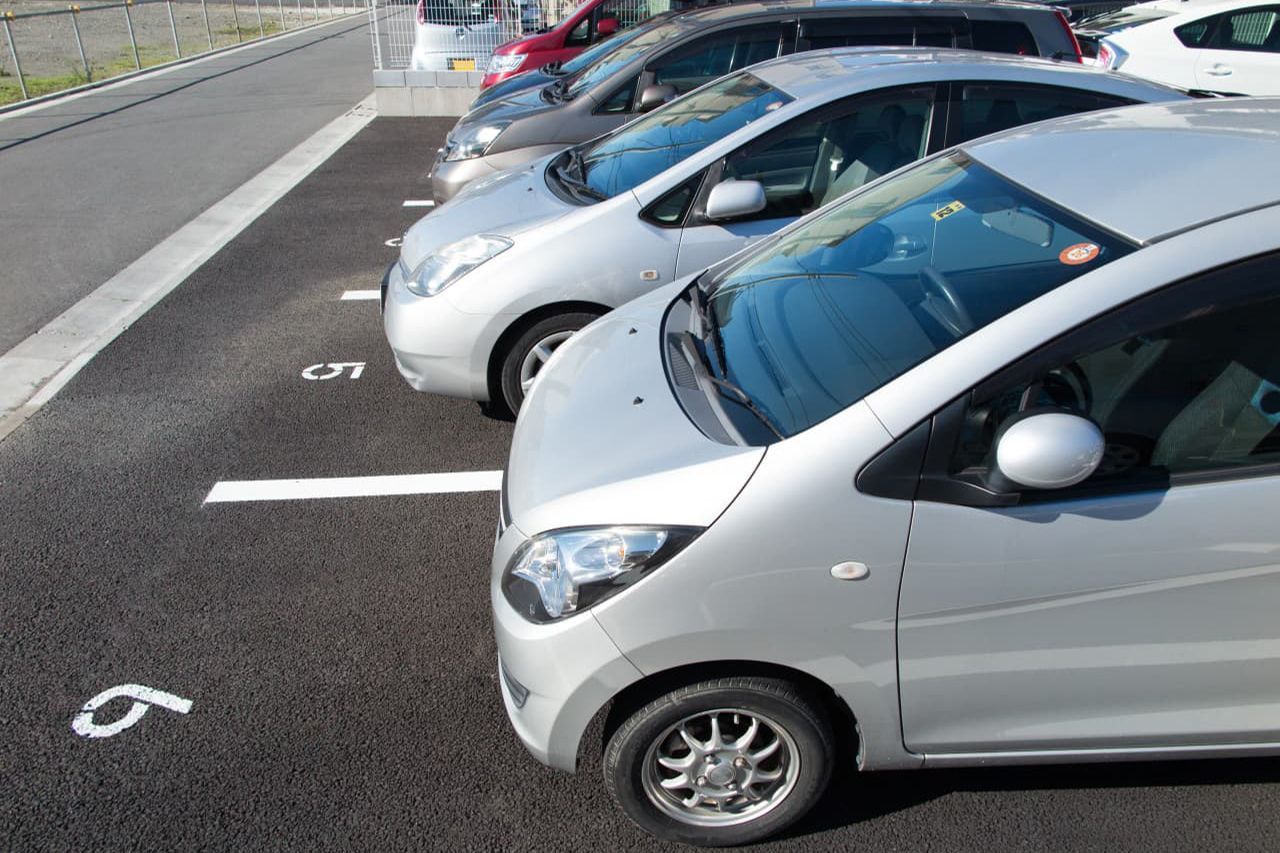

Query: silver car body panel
[389,50,1188,400]
[506,282,765,535]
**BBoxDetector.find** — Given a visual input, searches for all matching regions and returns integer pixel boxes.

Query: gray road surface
[0,14,374,355]
[2,118,1279,851]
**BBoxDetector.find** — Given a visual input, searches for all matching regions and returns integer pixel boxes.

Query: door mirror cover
[596,16,619,36]
[995,411,1105,490]
[704,179,767,222]
[637,83,677,113]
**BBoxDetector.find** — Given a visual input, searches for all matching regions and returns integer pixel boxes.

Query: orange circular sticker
[1059,242,1100,265]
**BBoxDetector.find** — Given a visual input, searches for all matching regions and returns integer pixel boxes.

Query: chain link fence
[1,0,367,105]
[367,0,658,72]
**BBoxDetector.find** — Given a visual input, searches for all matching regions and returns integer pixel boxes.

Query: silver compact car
[492,97,1280,847]
[384,49,1186,414]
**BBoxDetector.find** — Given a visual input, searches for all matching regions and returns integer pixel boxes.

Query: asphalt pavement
[3,118,1280,851]
[0,14,374,355]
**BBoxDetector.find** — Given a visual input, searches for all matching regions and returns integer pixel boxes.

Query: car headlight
[405,234,512,297]
[502,526,701,622]
[487,53,526,74]
[444,121,510,161]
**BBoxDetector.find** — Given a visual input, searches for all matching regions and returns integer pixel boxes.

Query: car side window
[1175,15,1218,47]
[597,74,639,113]
[650,26,783,95]
[950,253,1280,498]
[566,15,592,46]
[969,20,1038,55]
[719,89,934,218]
[643,173,706,226]
[797,16,960,50]
[948,83,1133,146]
[1207,6,1280,52]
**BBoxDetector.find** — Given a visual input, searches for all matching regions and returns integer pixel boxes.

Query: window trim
[859,250,1280,506]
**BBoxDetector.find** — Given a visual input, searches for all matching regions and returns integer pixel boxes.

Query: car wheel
[604,676,834,847]
[498,312,599,414]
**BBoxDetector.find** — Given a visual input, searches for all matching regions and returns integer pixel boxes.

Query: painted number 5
[301,362,366,381]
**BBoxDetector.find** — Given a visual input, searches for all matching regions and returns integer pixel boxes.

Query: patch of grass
[0,47,173,106]
[216,20,283,38]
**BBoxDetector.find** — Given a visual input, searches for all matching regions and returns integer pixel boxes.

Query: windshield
[566,18,686,96]
[579,72,791,199]
[700,153,1134,440]
[1077,6,1175,33]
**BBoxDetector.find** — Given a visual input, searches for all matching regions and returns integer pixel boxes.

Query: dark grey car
[430,0,1085,201]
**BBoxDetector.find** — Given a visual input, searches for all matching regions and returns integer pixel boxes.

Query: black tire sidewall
[498,312,599,414]
[604,679,834,847]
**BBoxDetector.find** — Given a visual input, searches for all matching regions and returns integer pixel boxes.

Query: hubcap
[640,708,800,828]
[518,330,575,395]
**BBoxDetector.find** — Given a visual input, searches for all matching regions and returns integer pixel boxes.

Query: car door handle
[1205,64,1233,76]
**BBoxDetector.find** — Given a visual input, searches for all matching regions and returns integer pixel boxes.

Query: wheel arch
[586,659,861,770]
[486,300,612,404]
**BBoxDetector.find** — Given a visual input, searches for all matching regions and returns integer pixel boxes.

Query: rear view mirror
[596,16,620,36]
[981,206,1054,247]
[638,83,677,113]
[995,411,1104,490]
[704,180,767,222]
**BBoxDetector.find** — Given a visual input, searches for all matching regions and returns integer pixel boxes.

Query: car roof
[747,47,1187,99]
[962,97,1280,244]
[671,0,1056,23]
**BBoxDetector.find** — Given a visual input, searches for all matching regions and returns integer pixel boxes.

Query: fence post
[295,0,302,25]
[311,0,318,22]
[254,0,263,37]
[230,0,242,41]
[200,0,213,48]
[122,0,142,68]
[166,0,182,58]
[368,0,381,70]
[278,0,286,31]
[68,5,92,82]
[3,14,28,101]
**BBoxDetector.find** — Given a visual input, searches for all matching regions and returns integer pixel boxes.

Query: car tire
[498,312,599,415]
[603,676,834,847]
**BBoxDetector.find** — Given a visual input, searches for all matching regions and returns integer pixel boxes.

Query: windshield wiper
[679,299,784,442]
[691,279,726,374]
[552,150,606,202]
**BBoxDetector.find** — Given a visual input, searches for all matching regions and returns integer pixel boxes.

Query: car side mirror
[704,180,767,222]
[596,16,619,36]
[637,83,677,113]
[994,411,1105,490]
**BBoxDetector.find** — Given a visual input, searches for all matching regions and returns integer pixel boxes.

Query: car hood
[401,157,569,267]
[460,85,555,129]
[471,69,557,109]
[506,282,765,537]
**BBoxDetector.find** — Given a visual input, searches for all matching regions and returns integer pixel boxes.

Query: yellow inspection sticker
[931,200,966,221]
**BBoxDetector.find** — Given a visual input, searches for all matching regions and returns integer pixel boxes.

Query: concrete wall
[374,70,479,116]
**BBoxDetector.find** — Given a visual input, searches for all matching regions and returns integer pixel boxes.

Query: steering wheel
[919,265,975,337]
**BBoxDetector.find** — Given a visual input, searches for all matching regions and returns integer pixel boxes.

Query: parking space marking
[340,290,380,301]
[71,684,193,739]
[403,200,435,208]
[0,94,377,442]
[301,362,365,380]
[384,237,403,248]
[203,470,503,503]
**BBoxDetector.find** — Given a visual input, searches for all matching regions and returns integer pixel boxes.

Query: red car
[481,0,657,87]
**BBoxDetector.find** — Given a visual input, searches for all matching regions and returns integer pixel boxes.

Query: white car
[411,0,542,72]
[1080,0,1280,94]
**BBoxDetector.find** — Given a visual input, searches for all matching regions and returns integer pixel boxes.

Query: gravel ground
[1,0,365,82]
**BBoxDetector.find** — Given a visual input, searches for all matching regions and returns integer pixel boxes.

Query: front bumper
[381,258,497,401]
[491,523,644,771]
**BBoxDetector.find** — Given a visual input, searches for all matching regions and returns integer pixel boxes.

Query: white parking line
[403,200,435,207]
[0,95,377,442]
[204,470,503,503]
[340,290,380,301]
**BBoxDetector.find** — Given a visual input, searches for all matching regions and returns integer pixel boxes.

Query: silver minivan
[491,97,1280,846]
